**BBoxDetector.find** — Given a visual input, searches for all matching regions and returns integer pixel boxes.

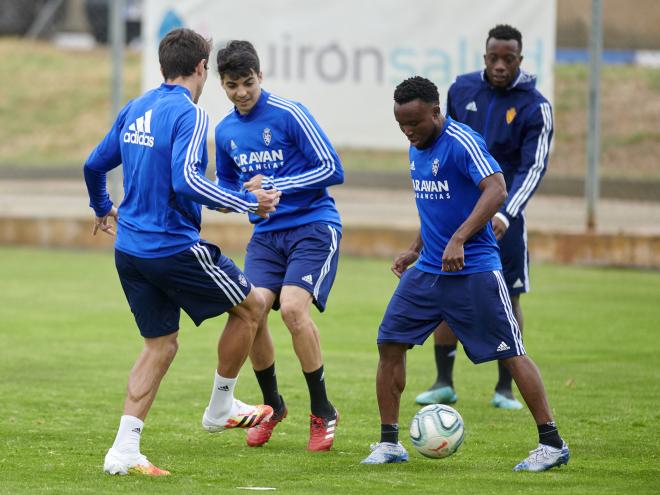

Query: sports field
[0,247,658,494]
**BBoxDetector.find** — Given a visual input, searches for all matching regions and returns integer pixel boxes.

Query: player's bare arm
[442,173,507,272]
[93,206,119,237]
[391,231,423,278]
[491,214,508,240]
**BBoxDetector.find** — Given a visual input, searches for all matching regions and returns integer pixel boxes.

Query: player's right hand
[93,206,118,236]
[391,249,419,278]
[253,188,282,219]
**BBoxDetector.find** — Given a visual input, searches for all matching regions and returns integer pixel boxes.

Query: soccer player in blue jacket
[214,41,343,451]
[83,29,281,476]
[415,25,554,411]
[361,76,568,472]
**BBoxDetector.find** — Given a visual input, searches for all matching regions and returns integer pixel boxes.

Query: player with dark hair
[414,24,554,411]
[84,28,280,476]
[214,40,344,451]
[361,76,569,472]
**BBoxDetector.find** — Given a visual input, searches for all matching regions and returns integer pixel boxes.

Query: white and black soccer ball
[409,404,465,459]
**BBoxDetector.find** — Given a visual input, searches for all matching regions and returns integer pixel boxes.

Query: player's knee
[240,290,267,328]
[280,301,309,333]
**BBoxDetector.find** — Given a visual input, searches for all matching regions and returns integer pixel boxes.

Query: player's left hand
[93,206,118,236]
[491,215,508,240]
[441,237,465,272]
[243,174,266,192]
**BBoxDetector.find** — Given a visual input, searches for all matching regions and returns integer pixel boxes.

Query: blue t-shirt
[83,84,259,258]
[411,117,503,275]
[215,90,343,233]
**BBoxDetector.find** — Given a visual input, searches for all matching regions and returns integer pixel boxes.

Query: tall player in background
[214,41,344,451]
[414,25,553,410]
[84,28,280,476]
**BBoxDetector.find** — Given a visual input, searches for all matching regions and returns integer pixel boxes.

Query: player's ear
[196,59,207,75]
[257,71,263,83]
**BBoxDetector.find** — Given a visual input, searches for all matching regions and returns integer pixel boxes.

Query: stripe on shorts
[493,270,525,355]
[313,225,338,300]
[190,243,244,306]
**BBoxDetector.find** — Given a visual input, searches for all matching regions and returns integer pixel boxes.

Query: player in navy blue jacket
[414,25,553,411]
[214,41,343,452]
[362,76,568,471]
[83,29,280,476]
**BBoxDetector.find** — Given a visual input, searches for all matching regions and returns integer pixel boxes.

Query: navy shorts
[115,241,251,338]
[499,212,529,295]
[244,222,340,312]
[378,267,525,364]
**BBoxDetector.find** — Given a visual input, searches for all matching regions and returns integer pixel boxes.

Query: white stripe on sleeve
[506,102,552,217]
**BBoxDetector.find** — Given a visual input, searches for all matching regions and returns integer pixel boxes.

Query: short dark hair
[486,24,522,51]
[158,28,211,80]
[393,76,439,105]
[216,40,261,79]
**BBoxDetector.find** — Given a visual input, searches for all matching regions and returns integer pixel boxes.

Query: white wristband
[494,212,510,229]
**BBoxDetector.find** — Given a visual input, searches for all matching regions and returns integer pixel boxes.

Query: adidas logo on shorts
[497,341,511,352]
[238,274,248,287]
[302,274,313,284]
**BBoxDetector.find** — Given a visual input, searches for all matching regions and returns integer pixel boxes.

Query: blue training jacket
[446,70,553,222]
[84,83,259,258]
[215,89,343,234]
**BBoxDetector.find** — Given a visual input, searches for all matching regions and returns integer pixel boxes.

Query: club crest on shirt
[263,128,272,146]
[506,107,517,125]
[432,158,440,176]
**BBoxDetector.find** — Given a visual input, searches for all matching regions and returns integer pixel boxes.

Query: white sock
[207,371,237,419]
[111,415,143,456]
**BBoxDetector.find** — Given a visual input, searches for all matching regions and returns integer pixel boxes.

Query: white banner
[143,0,555,149]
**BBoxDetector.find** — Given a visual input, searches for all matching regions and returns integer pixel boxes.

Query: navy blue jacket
[446,70,553,222]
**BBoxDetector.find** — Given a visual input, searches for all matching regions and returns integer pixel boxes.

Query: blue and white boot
[361,442,409,464]
[491,391,523,410]
[513,442,570,472]
[415,386,457,405]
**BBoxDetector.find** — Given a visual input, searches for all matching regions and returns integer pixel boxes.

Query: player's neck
[165,76,202,103]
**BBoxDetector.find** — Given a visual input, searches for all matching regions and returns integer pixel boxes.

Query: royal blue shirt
[84,83,259,258]
[447,70,553,221]
[215,90,343,233]
[411,117,503,275]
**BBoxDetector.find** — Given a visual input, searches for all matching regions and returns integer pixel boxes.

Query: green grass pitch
[0,247,658,494]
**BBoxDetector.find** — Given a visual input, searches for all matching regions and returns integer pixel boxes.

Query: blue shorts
[115,241,251,338]
[378,267,525,364]
[499,212,529,295]
[244,222,340,312]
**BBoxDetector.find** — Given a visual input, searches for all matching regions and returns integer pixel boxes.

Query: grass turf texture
[0,247,658,494]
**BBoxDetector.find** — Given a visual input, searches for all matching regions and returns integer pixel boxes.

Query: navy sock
[433,344,457,388]
[495,360,514,398]
[380,423,399,444]
[538,421,563,449]
[254,363,283,411]
[303,365,333,417]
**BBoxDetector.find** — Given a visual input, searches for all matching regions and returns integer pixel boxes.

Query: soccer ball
[409,404,465,459]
